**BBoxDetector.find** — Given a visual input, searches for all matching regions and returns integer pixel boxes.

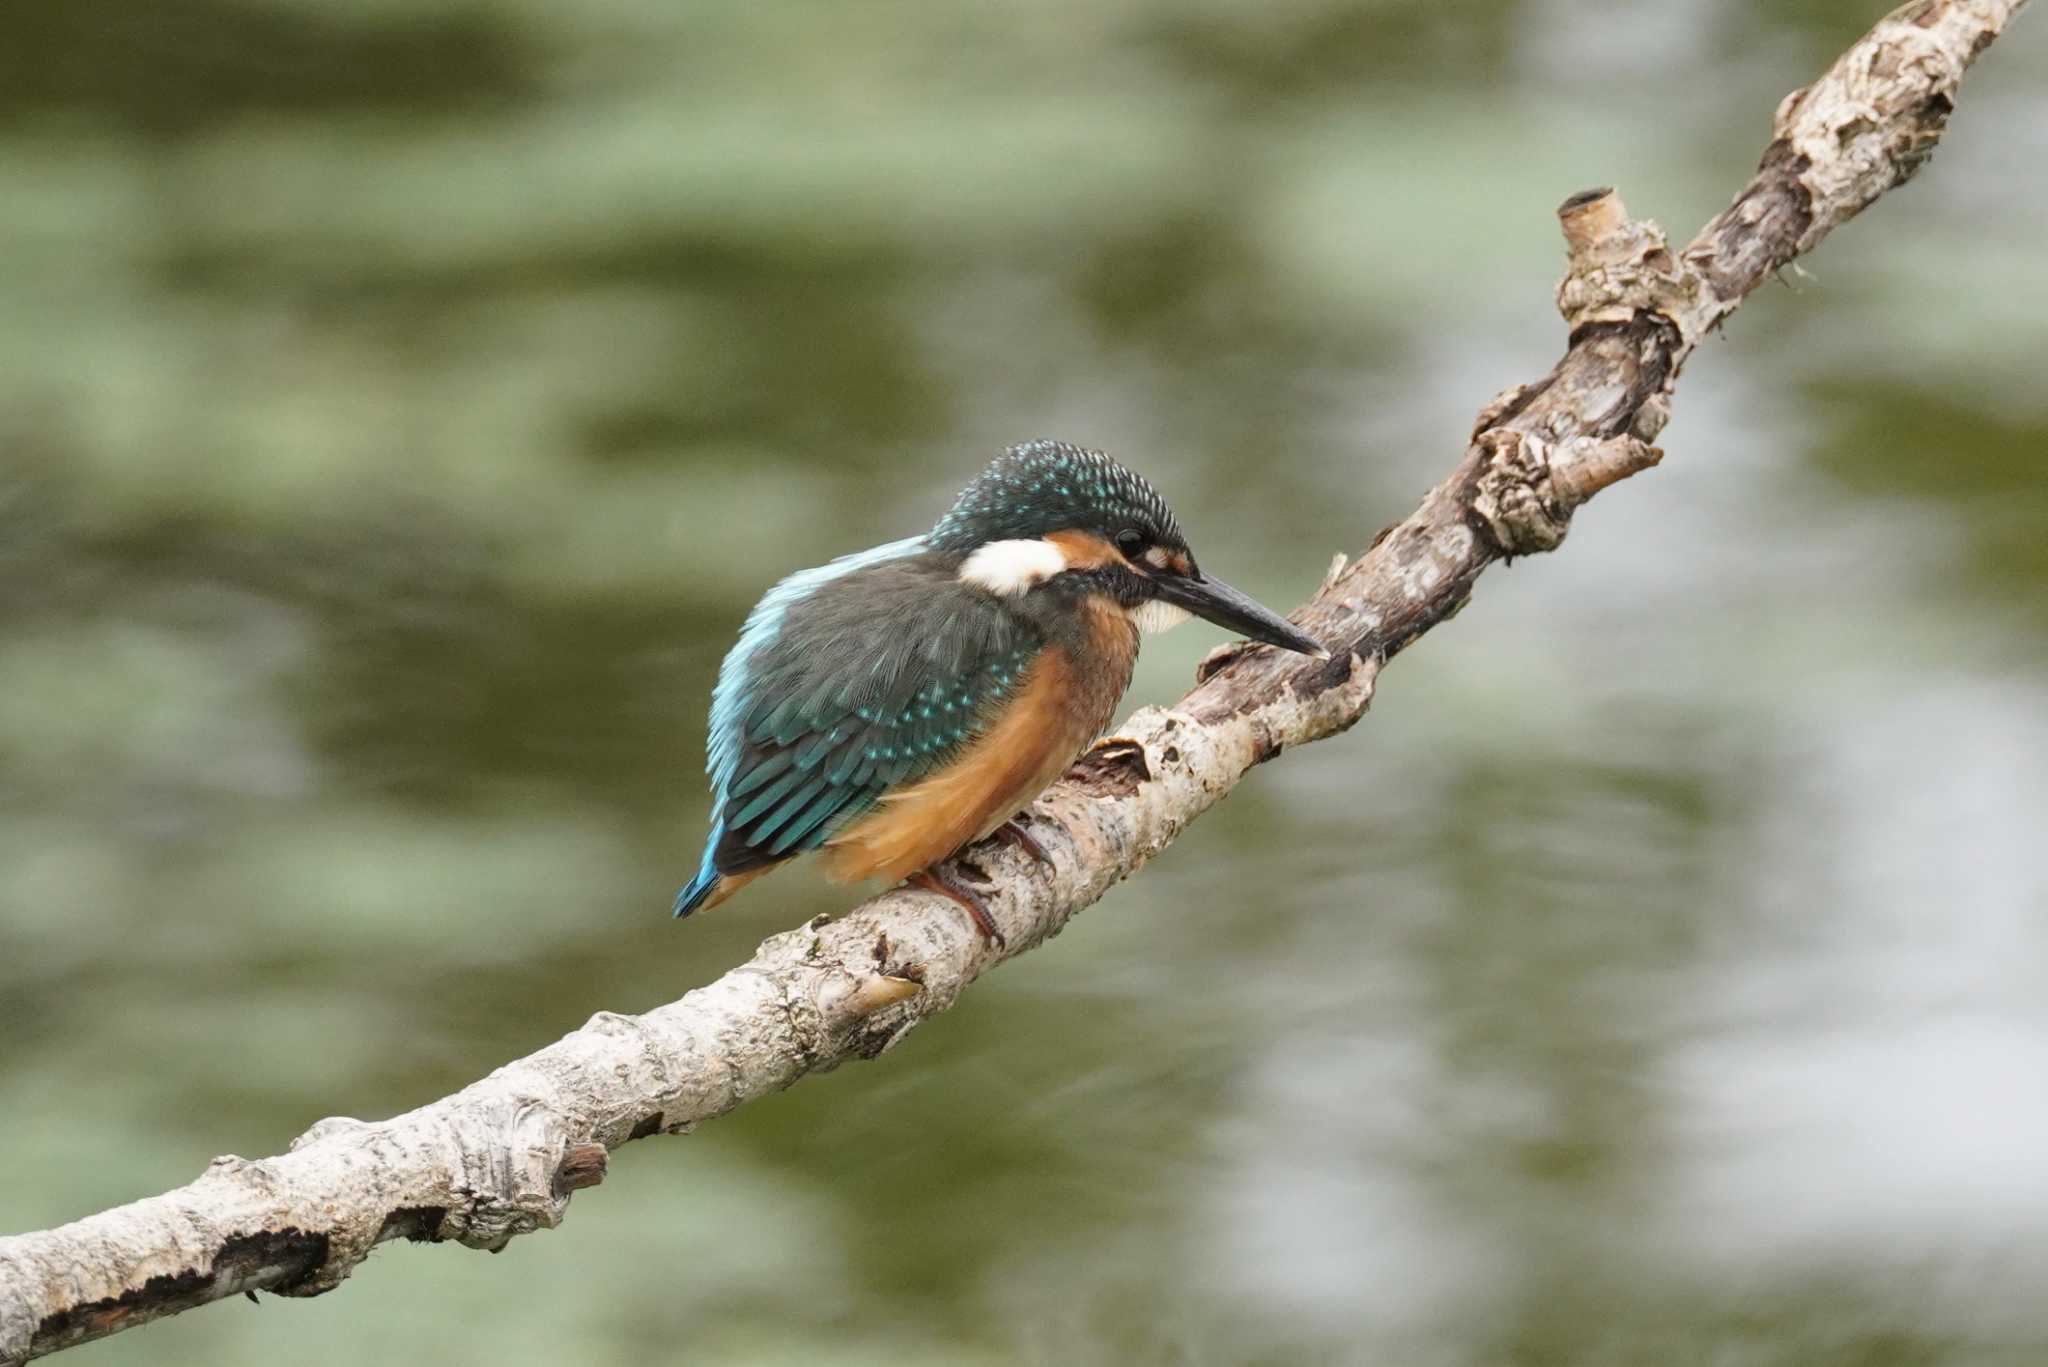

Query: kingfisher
[673,440,1327,944]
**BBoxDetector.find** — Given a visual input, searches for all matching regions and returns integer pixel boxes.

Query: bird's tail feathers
[673,825,777,918]
[672,869,721,919]
[673,829,726,918]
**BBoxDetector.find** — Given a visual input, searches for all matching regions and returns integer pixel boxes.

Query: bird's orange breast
[821,601,1138,886]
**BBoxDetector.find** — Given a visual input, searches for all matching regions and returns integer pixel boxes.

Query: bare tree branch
[0,1,2026,1360]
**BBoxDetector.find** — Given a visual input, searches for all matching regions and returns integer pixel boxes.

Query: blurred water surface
[3,2,2046,1364]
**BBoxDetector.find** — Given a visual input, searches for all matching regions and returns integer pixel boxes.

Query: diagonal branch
[0,1,2026,1360]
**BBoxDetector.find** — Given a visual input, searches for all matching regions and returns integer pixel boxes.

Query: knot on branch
[1469,428,1663,557]
[1071,737,1152,795]
[551,1144,608,1196]
[436,1095,582,1257]
[1470,429,1568,555]
[1554,187,1698,338]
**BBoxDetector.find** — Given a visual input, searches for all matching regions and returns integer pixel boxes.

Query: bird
[673,439,1328,945]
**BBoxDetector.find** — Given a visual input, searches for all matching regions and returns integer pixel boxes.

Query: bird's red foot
[911,868,1007,950]
[991,814,1053,868]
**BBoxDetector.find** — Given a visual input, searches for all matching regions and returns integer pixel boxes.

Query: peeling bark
[0,2,2026,1360]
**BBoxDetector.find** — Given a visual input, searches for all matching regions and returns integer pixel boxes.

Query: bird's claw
[991,815,1054,868]
[911,869,1007,950]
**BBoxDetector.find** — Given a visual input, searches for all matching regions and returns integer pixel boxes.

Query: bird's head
[930,440,1328,658]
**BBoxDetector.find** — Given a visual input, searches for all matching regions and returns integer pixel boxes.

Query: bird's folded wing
[706,555,1042,873]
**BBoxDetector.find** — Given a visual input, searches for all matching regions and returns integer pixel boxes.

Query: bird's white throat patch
[1128,600,1193,634]
[959,538,1068,597]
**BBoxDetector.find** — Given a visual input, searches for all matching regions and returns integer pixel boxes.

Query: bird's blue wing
[678,543,1040,914]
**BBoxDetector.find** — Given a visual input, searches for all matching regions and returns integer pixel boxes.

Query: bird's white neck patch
[959,538,1068,597]
[1128,600,1193,634]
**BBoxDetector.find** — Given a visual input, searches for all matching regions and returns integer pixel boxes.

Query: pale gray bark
[0,2,2027,1360]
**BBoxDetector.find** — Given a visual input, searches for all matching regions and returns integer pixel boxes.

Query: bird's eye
[1114,528,1148,559]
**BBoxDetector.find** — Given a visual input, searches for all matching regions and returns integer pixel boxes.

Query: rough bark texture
[0,2,2026,1360]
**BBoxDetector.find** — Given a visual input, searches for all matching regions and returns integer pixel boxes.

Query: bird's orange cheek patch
[1044,530,1119,571]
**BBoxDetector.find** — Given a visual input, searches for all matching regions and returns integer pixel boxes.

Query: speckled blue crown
[929,440,1182,551]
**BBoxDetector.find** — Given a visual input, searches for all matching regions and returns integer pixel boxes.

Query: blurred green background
[3,1,2046,1364]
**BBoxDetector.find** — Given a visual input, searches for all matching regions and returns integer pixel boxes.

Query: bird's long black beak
[1154,570,1329,659]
